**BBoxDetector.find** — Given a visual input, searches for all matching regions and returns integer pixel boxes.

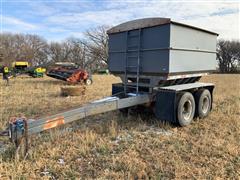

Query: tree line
[0,26,109,72]
[0,26,239,73]
[217,39,240,73]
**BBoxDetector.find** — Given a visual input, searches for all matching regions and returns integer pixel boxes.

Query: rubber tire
[195,89,211,118]
[177,92,195,127]
[85,78,92,85]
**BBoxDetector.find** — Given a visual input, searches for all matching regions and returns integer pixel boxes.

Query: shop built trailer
[1,18,218,154]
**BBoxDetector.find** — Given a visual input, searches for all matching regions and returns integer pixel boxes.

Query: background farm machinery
[11,61,46,78]
[46,62,93,85]
[0,61,46,78]
[1,61,92,84]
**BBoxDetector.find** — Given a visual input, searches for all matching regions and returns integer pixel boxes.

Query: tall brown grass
[0,74,239,179]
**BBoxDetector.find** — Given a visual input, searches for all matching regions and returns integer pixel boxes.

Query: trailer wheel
[177,92,195,126]
[195,89,211,118]
[85,78,92,85]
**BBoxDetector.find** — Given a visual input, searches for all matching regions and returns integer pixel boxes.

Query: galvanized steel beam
[10,94,151,141]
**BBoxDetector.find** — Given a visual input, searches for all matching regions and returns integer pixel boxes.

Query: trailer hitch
[9,117,28,146]
[0,117,29,157]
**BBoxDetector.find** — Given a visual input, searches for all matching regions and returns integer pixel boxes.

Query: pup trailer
[0,18,218,155]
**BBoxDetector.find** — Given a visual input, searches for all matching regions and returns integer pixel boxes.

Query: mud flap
[154,90,177,124]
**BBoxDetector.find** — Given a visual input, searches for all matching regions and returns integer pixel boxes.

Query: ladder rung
[126,85,138,89]
[127,56,138,58]
[126,83,138,86]
[127,82,151,87]
[126,66,138,68]
[127,45,139,48]
[127,50,138,52]
[126,74,138,77]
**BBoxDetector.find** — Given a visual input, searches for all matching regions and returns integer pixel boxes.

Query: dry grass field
[0,74,239,179]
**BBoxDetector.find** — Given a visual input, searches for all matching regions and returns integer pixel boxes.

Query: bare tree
[84,25,110,69]
[0,33,49,66]
[48,41,72,63]
[0,33,22,65]
[49,42,63,62]
[65,37,105,71]
[66,38,87,67]
[24,35,49,65]
[0,33,85,67]
[217,39,240,73]
[0,27,111,71]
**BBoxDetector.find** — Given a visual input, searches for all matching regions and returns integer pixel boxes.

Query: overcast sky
[1,0,239,41]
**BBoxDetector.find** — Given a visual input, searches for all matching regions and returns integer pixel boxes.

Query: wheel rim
[202,96,209,114]
[86,79,91,85]
[182,100,192,120]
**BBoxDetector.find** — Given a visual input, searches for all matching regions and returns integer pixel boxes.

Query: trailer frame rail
[2,93,151,152]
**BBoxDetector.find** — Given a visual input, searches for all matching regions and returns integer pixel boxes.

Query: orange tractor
[46,62,92,85]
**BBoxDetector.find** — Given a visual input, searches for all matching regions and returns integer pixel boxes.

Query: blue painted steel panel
[108,24,171,74]
[141,24,170,49]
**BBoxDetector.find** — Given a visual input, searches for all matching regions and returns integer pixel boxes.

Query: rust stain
[43,116,65,130]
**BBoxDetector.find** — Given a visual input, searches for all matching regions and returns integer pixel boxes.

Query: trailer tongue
[12,93,150,139]
[1,93,150,154]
